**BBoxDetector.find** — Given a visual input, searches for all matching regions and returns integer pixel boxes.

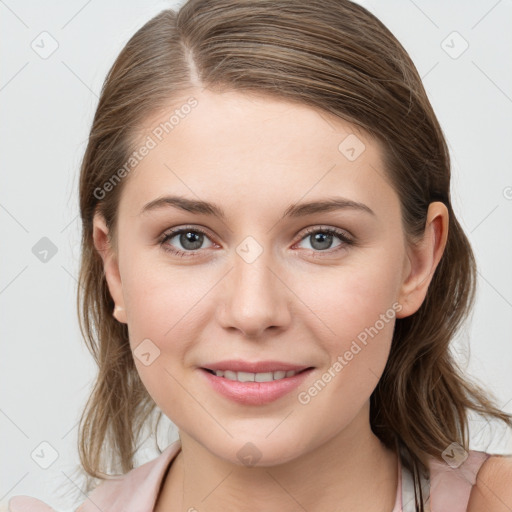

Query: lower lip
[200,368,314,405]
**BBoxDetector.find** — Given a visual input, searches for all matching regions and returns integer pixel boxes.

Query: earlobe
[396,202,449,319]
[113,304,125,323]
[92,212,127,324]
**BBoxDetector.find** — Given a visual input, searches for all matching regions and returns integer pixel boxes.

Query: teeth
[212,369,300,382]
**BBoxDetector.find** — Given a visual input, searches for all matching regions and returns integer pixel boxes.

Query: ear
[92,212,127,324]
[396,201,449,319]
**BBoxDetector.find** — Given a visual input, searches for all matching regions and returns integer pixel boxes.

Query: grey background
[1,0,511,510]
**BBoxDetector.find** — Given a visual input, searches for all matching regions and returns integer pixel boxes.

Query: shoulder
[467,454,512,511]
[77,441,181,512]
[8,496,56,511]
[8,442,181,512]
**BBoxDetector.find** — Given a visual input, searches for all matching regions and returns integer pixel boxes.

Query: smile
[200,365,314,405]
[204,369,303,382]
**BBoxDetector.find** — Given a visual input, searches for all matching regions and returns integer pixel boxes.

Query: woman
[10,0,512,510]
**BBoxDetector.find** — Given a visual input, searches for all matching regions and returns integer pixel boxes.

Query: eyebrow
[140,195,375,219]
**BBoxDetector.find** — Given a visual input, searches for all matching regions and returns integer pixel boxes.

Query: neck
[156,404,398,512]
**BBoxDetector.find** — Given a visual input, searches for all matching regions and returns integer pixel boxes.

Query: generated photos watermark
[93,97,198,200]
[298,301,403,405]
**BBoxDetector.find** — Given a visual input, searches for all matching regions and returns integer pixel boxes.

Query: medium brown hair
[76,0,512,506]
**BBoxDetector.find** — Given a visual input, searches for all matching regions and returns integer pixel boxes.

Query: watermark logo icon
[31,31,59,59]
[338,134,366,161]
[236,236,263,264]
[133,338,161,366]
[32,237,58,263]
[441,31,469,59]
[31,441,59,469]
[442,442,468,468]
[237,442,262,466]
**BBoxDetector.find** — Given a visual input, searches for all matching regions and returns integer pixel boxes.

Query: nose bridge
[218,238,291,337]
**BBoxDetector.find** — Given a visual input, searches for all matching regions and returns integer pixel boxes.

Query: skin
[93,89,450,511]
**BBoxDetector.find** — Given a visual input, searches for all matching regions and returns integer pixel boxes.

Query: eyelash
[158,225,354,259]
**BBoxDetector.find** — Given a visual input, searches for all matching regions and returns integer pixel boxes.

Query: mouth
[199,362,315,405]
[201,367,313,382]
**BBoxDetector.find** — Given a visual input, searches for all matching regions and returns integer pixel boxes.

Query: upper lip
[201,360,312,373]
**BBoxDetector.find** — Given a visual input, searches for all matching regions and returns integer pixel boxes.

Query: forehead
[119,89,398,222]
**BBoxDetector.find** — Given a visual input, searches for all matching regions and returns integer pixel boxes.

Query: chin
[202,433,312,468]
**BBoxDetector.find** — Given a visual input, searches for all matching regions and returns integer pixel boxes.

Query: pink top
[8,441,491,512]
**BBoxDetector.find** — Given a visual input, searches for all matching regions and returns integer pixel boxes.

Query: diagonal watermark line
[407,0,439,29]
[265,266,337,337]
[0,408,29,438]
[0,265,28,295]
[0,0,29,28]
[471,0,503,30]
[264,470,309,511]
[0,203,29,232]
[470,395,512,441]
[61,61,99,98]
[60,214,79,233]
[61,0,93,29]
[471,467,512,511]
[164,267,234,337]
[265,410,294,438]
[477,269,512,309]
[316,111,338,132]
[200,469,234,502]
[367,367,380,381]
[470,204,499,233]
[164,163,233,235]
[61,419,80,440]
[0,61,29,92]
[368,162,387,182]
[61,265,85,291]
[61,470,105,512]
[472,61,512,105]
[163,367,233,437]
[266,163,337,235]
[421,61,439,80]
[501,396,512,413]
[0,472,29,502]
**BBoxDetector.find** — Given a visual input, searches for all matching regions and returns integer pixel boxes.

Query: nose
[216,249,292,339]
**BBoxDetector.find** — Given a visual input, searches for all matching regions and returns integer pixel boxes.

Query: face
[94,89,438,467]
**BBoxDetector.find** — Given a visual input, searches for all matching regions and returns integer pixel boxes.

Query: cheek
[123,276,195,418]
[293,249,402,396]
[118,255,209,404]
[120,246,202,345]
[298,248,402,341]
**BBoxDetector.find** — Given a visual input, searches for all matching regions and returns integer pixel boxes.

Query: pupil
[180,231,203,250]
[311,232,332,250]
